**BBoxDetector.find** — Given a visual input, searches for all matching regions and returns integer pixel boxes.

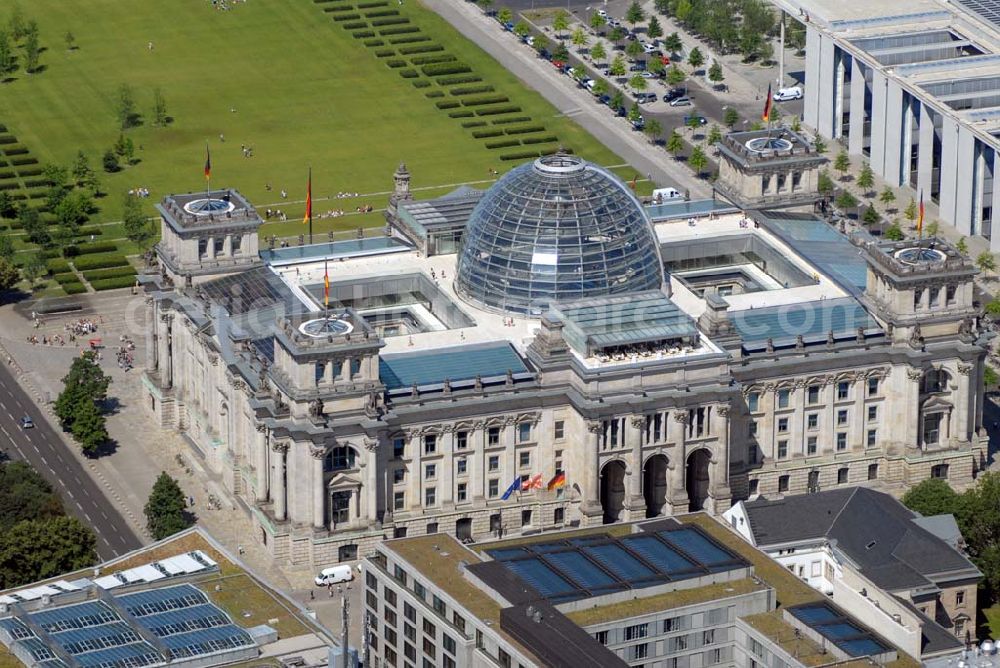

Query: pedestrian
[148,41,154,51]
[219,133,225,142]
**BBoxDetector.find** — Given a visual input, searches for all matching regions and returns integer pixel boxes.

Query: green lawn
[0,0,622,237]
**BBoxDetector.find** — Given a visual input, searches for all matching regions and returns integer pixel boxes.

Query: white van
[315,565,354,586]
[652,187,685,202]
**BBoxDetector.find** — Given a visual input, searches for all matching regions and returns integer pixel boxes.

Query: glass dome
[455,154,664,316]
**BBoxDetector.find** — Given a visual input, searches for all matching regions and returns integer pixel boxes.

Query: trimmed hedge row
[0,136,15,145]
[461,120,487,128]
[500,151,543,161]
[90,276,138,291]
[425,91,445,98]
[410,55,455,66]
[386,58,407,67]
[62,282,87,295]
[450,85,494,96]
[421,62,470,76]
[389,35,430,44]
[461,94,509,107]
[353,30,376,37]
[357,0,389,6]
[399,69,418,78]
[52,272,80,285]
[9,157,36,166]
[412,79,431,88]
[72,253,129,271]
[379,26,419,35]
[472,129,503,138]
[521,135,558,145]
[65,241,119,256]
[435,100,460,109]
[370,17,409,26]
[364,9,398,16]
[46,259,71,274]
[17,167,43,177]
[436,74,481,86]
[375,48,396,57]
[81,266,136,281]
[448,110,474,118]
[78,226,103,237]
[504,125,545,135]
[330,12,361,20]
[486,139,520,149]
[492,116,532,125]
[399,44,443,55]
[475,105,522,116]
[363,38,385,46]
[343,21,368,29]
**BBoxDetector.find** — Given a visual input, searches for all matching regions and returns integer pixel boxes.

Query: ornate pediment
[921,395,953,412]
[328,471,362,489]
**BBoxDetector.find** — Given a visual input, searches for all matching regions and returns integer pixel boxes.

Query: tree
[666,64,686,86]
[552,41,569,62]
[666,131,684,158]
[55,352,111,433]
[689,145,708,176]
[116,84,137,130]
[7,7,25,41]
[610,90,625,112]
[591,78,608,97]
[552,10,569,36]
[571,27,588,47]
[590,12,606,32]
[627,103,642,124]
[813,137,826,153]
[0,233,13,261]
[902,479,961,518]
[643,118,663,143]
[857,162,874,195]
[144,472,192,540]
[957,237,968,255]
[647,56,665,76]
[570,65,587,82]
[723,107,739,128]
[791,115,802,132]
[976,251,996,273]
[904,198,917,223]
[497,7,513,24]
[707,124,722,145]
[647,16,663,40]
[513,21,530,39]
[862,203,880,226]
[686,114,702,133]
[708,61,724,86]
[625,0,645,27]
[625,38,643,61]
[0,192,14,218]
[817,170,834,197]
[834,151,850,180]
[926,220,939,237]
[0,258,18,292]
[71,397,108,455]
[0,461,64,531]
[0,516,96,589]
[590,41,607,64]
[23,27,39,73]
[0,31,13,77]
[22,253,45,286]
[687,46,704,70]
[102,149,120,173]
[986,366,999,389]
[122,193,153,250]
[835,191,858,212]
[476,0,493,13]
[54,190,92,232]
[884,222,904,241]
[663,32,682,55]
[629,73,647,91]
[609,54,627,77]
[878,186,896,210]
[533,34,549,54]
[955,472,1000,595]
[986,299,1000,317]
[609,26,626,46]
[64,30,75,51]
[758,40,774,64]
[19,206,48,247]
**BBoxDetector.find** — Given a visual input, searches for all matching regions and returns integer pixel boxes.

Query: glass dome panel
[455,154,664,316]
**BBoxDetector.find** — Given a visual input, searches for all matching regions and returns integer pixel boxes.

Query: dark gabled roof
[891,595,965,655]
[743,488,980,593]
[500,601,627,668]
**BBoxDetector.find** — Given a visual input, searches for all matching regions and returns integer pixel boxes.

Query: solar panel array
[0,584,254,668]
[954,0,1000,30]
[787,602,891,658]
[486,526,747,603]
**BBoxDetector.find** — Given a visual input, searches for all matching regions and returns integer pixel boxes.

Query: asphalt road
[0,362,142,561]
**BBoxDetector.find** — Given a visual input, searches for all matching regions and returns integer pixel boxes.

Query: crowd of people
[264,208,288,221]
[128,187,151,198]
[66,318,100,335]
[116,335,136,371]
[209,0,247,10]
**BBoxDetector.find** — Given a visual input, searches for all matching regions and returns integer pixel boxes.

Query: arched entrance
[686,449,712,512]
[643,455,669,518]
[600,461,627,524]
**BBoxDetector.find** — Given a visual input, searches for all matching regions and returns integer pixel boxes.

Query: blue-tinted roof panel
[583,545,656,581]
[543,552,617,590]
[733,298,880,347]
[660,528,737,566]
[622,536,698,575]
[379,342,528,390]
[505,559,577,597]
[788,603,891,658]
[758,212,868,295]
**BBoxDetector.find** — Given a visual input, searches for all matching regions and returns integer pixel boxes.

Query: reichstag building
[141,154,989,565]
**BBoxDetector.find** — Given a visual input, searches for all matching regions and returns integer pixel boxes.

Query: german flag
[303,168,312,225]
[547,472,566,491]
[762,83,773,123]
[323,260,330,309]
[917,189,925,238]
[203,146,211,181]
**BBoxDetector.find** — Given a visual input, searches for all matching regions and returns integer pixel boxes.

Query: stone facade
[715,128,826,209]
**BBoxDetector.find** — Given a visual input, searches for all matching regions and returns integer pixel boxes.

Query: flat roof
[378,341,530,390]
[552,291,699,350]
[260,237,410,266]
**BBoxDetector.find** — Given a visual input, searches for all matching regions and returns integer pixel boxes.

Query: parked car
[525,36,535,47]
[608,18,622,27]
[596,8,609,18]
[773,86,803,101]
[631,115,645,130]
[19,415,33,429]
[683,113,708,125]
[640,71,656,79]
[669,96,692,107]
[315,565,354,586]
[629,63,647,72]
[642,42,659,54]
[552,59,565,70]
[635,92,658,104]
[652,187,685,202]
[663,87,687,102]
[614,105,627,117]
[598,94,612,106]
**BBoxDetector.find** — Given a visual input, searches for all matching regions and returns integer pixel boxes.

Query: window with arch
[325,446,357,472]
[922,369,949,394]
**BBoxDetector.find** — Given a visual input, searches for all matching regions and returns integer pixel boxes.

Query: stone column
[407,432,421,512]
[272,441,289,522]
[472,424,486,505]
[625,416,647,520]
[667,412,689,514]
[956,363,973,444]
[144,298,157,373]
[580,421,603,521]
[311,447,326,529]
[848,58,866,156]
[363,437,379,522]
[255,425,270,502]
[906,368,923,449]
[853,375,866,451]
[707,406,732,513]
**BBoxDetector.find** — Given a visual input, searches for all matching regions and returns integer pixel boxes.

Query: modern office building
[141,155,989,566]
[724,487,975,659]
[780,0,1000,246]
[362,514,929,668]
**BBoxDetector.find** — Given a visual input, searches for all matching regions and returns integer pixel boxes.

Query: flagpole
[308,166,314,245]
